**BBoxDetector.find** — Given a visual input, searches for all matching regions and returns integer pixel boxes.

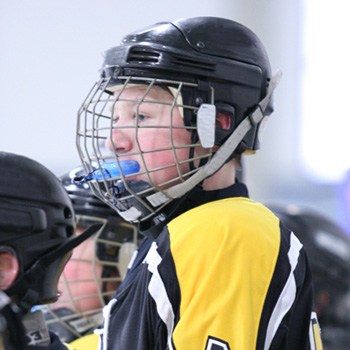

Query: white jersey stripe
[99,298,117,350]
[144,242,175,350]
[264,232,303,350]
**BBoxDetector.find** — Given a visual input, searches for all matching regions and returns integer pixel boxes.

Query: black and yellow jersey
[98,183,322,350]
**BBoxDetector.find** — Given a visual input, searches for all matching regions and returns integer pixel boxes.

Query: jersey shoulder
[168,197,280,247]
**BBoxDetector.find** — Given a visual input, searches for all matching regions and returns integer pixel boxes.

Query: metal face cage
[43,215,138,342]
[76,76,214,223]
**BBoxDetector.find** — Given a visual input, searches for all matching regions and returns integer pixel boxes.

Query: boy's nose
[106,129,133,155]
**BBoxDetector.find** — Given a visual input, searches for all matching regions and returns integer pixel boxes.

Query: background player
[42,166,138,346]
[0,151,77,349]
[270,204,350,350]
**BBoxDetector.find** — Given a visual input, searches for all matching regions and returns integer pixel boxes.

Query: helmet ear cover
[214,103,236,146]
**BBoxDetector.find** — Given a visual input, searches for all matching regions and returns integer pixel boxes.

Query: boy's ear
[215,112,232,130]
[0,251,19,290]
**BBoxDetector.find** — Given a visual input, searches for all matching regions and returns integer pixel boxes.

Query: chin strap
[147,69,283,207]
[5,223,104,313]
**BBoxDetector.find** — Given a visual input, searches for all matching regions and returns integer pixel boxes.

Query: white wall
[0,0,340,222]
[226,1,338,221]
[0,0,235,174]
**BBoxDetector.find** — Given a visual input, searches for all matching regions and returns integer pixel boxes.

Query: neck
[202,160,236,191]
[139,160,238,239]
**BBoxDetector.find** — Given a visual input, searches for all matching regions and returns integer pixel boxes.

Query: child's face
[55,227,106,313]
[105,85,193,190]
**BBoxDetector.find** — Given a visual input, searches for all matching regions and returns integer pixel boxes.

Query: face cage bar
[76,76,215,222]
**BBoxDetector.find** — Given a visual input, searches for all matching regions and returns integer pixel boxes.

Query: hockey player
[43,166,138,348]
[269,204,350,350]
[76,16,323,349]
[0,151,80,349]
[0,154,135,350]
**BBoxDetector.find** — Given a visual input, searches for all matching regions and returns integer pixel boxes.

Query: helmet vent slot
[170,54,215,71]
[127,47,214,71]
[127,48,160,64]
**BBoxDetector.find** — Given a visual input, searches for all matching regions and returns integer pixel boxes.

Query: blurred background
[1,0,349,234]
[1,0,349,348]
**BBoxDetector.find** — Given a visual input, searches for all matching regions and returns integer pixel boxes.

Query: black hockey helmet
[0,151,77,310]
[76,17,281,224]
[102,16,276,152]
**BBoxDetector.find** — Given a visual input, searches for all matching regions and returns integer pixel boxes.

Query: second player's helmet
[269,205,350,349]
[0,152,75,310]
[76,17,281,224]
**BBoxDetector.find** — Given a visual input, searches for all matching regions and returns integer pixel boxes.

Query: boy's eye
[136,114,148,122]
